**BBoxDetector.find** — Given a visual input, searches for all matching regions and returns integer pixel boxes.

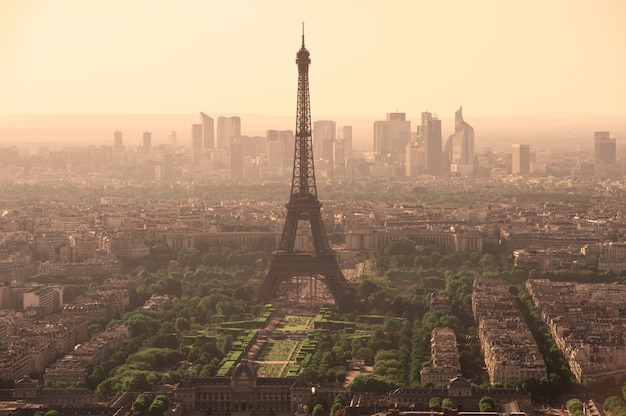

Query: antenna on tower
[301,21,305,46]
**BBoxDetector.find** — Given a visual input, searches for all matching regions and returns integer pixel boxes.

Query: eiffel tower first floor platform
[256,251,355,312]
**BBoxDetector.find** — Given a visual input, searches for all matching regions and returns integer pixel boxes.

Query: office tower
[216,116,241,150]
[421,112,442,175]
[386,113,411,155]
[168,131,177,148]
[512,144,530,175]
[313,120,336,162]
[373,113,410,159]
[333,140,345,169]
[373,120,388,155]
[216,117,229,150]
[267,129,295,158]
[341,126,353,160]
[268,140,285,168]
[229,141,244,179]
[142,132,152,153]
[200,112,215,149]
[266,129,279,142]
[446,107,474,175]
[406,142,426,176]
[113,130,123,150]
[594,131,616,164]
[191,124,203,165]
[231,116,241,139]
[279,130,296,158]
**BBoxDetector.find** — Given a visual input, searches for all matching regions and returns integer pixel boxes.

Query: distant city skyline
[1,0,625,118]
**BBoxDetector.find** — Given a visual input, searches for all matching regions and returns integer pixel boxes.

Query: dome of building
[231,359,257,385]
[449,376,472,388]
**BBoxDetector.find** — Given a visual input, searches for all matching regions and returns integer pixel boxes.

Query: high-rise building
[216,116,241,150]
[113,131,123,150]
[405,142,426,176]
[386,113,411,156]
[200,112,215,149]
[142,132,152,153]
[313,120,336,162]
[267,129,295,160]
[279,130,295,158]
[268,140,285,168]
[229,141,244,179]
[373,114,410,160]
[168,131,177,148]
[594,131,616,164]
[512,144,530,175]
[191,124,203,165]
[373,121,388,155]
[446,107,474,175]
[340,126,353,160]
[333,140,345,169]
[421,112,442,175]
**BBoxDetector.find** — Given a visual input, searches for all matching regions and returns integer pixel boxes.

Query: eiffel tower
[256,26,353,312]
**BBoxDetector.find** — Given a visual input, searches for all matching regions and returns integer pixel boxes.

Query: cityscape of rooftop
[2,1,626,415]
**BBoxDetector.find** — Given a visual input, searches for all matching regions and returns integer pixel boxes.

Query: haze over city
[1,0,625,122]
[5,0,626,413]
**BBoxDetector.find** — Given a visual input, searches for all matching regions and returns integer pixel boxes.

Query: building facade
[200,112,215,149]
[313,120,337,162]
[511,144,530,175]
[421,112,442,175]
[447,107,474,175]
[173,361,315,414]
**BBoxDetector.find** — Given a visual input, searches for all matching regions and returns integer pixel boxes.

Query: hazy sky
[1,0,625,118]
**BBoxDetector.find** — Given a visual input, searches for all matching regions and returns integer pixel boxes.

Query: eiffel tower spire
[256,28,353,311]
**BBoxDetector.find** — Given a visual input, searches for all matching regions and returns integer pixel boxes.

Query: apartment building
[526,279,626,382]
[472,277,547,384]
[420,327,461,385]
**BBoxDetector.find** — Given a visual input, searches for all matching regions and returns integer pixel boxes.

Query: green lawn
[256,362,287,377]
[258,340,299,361]
[280,315,313,331]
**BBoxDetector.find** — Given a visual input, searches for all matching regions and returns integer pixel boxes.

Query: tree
[384,238,416,257]
[479,396,495,412]
[312,404,324,416]
[132,393,151,415]
[175,316,190,332]
[442,398,455,409]
[428,397,442,409]
[567,399,583,415]
[149,394,170,415]
[603,396,623,412]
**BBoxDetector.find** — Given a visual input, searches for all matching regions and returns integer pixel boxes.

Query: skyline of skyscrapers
[108,109,618,181]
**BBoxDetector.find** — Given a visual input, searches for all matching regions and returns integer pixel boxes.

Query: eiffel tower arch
[257,26,354,312]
